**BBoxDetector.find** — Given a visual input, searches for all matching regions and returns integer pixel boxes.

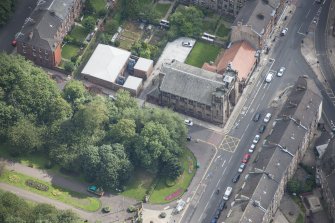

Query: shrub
[127,205,136,213]
[25,179,49,191]
[64,62,75,73]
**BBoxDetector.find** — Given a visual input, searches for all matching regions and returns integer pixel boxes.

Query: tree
[63,80,87,106]
[120,0,140,20]
[7,118,43,155]
[169,6,204,38]
[114,90,138,113]
[0,0,15,26]
[80,145,100,182]
[287,179,301,194]
[82,16,96,32]
[160,155,183,180]
[108,118,137,145]
[64,61,75,73]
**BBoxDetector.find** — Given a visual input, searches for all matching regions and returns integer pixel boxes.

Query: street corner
[142,208,173,223]
[219,135,240,152]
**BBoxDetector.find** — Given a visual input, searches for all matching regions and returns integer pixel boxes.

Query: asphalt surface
[0,0,37,53]
[180,0,335,222]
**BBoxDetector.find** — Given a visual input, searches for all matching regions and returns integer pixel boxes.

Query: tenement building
[228,76,322,223]
[16,0,82,67]
[157,60,238,125]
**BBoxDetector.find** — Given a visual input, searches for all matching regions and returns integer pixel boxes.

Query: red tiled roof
[202,63,217,73]
[217,41,256,80]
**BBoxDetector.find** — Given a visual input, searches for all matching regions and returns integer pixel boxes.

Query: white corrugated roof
[123,75,142,90]
[81,44,131,83]
[134,57,153,72]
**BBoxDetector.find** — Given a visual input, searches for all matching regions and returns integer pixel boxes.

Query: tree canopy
[0,0,15,27]
[0,54,189,191]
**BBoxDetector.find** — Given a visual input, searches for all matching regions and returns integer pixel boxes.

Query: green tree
[80,145,100,182]
[0,0,15,26]
[64,61,75,73]
[120,0,140,20]
[108,118,137,145]
[114,90,138,113]
[7,118,43,155]
[82,16,96,32]
[63,80,87,106]
[161,155,183,180]
[287,179,301,194]
[170,6,204,38]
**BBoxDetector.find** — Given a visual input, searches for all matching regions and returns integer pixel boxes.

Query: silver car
[277,67,285,77]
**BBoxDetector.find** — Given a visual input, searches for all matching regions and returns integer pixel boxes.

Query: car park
[182,41,193,47]
[253,135,260,144]
[242,153,251,163]
[265,71,274,83]
[238,163,246,173]
[281,27,288,36]
[249,144,256,153]
[232,174,241,183]
[277,67,285,77]
[264,113,272,123]
[258,124,266,133]
[253,113,261,122]
[184,119,193,126]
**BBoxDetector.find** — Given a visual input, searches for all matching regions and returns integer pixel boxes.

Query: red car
[11,39,17,47]
[242,154,251,163]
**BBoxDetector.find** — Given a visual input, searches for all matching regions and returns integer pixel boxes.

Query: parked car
[277,67,286,77]
[238,163,246,173]
[182,41,193,47]
[184,119,193,126]
[265,71,274,83]
[242,153,251,163]
[214,209,221,219]
[281,27,288,36]
[218,200,226,211]
[249,144,256,153]
[263,113,272,123]
[232,174,241,183]
[223,187,233,200]
[253,113,261,122]
[258,124,266,133]
[211,217,218,223]
[253,135,260,144]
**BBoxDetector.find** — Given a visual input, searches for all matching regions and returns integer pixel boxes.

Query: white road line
[228,155,233,164]
[222,159,226,167]
[306,9,311,18]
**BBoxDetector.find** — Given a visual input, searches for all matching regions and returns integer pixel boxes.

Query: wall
[231,25,260,49]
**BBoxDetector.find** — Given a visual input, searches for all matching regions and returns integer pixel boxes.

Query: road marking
[306,9,311,18]
[222,159,226,167]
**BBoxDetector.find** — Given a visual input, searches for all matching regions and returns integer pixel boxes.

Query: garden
[121,149,197,204]
[0,170,101,212]
[185,41,222,68]
[118,21,143,50]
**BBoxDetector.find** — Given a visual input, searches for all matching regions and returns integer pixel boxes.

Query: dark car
[187,136,192,141]
[253,113,261,122]
[210,217,218,223]
[214,209,221,219]
[258,124,266,133]
[232,174,241,183]
[218,200,226,211]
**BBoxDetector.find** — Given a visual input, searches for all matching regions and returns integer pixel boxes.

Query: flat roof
[123,75,143,90]
[134,57,153,72]
[81,44,131,83]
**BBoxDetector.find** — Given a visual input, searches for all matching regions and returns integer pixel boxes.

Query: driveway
[0,0,37,53]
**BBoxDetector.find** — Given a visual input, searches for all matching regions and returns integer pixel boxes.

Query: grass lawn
[149,149,196,204]
[295,213,304,223]
[0,170,101,212]
[62,44,80,60]
[139,0,152,6]
[155,3,171,18]
[69,25,89,42]
[90,0,106,12]
[185,41,221,68]
[122,170,154,201]
[119,38,135,50]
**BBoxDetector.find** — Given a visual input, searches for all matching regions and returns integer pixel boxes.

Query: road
[180,0,335,222]
[0,0,37,53]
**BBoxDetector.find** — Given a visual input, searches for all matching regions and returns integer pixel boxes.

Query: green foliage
[25,179,49,191]
[0,191,79,223]
[0,0,15,27]
[64,61,75,73]
[131,41,158,59]
[98,33,112,45]
[169,6,204,38]
[7,118,43,156]
[120,0,140,20]
[82,16,96,32]
[287,179,302,194]
[62,80,87,107]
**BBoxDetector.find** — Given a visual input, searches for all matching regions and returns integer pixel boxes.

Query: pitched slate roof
[233,0,276,36]
[159,61,225,106]
[17,0,79,50]
[236,77,322,223]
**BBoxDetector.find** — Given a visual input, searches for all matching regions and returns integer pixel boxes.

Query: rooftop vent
[257,13,265,20]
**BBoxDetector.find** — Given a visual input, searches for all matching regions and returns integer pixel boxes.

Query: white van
[223,186,233,200]
[265,72,274,83]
